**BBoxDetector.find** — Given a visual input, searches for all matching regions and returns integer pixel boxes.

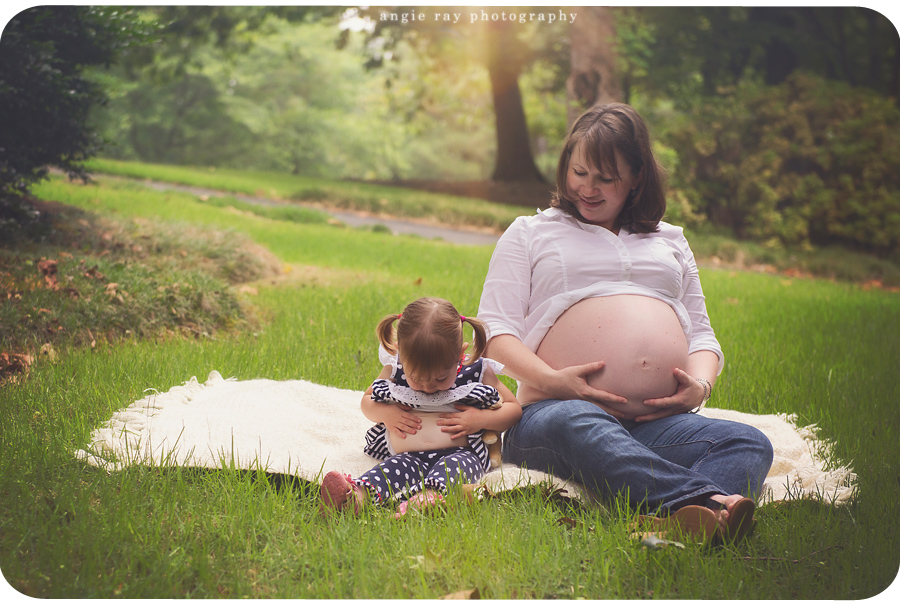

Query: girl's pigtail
[376,314,401,355]
[462,316,488,363]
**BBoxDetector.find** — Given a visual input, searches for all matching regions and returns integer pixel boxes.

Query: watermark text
[379,9,577,26]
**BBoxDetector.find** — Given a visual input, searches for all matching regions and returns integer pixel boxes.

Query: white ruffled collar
[375,345,504,409]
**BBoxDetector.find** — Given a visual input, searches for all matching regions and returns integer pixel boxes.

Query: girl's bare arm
[437,366,523,439]
[360,365,421,437]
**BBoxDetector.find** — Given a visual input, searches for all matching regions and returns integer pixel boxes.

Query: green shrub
[662,73,900,258]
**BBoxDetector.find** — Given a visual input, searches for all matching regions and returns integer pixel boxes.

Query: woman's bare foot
[707,494,739,532]
[707,494,756,541]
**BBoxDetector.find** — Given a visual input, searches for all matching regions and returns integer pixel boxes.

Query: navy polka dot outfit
[356,351,503,505]
[355,448,484,505]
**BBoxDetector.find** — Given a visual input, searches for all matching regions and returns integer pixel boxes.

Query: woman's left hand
[636,368,705,422]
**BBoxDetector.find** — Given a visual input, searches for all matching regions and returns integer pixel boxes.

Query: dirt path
[138,179,504,247]
[360,178,554,210]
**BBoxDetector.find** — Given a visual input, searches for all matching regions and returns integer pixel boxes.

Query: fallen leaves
[2,206,282,385]
[40,342,58,362]
[82,265,106,281]
[860,279,900,292]
[556,515,595,532]
[105,282,126,304]
[0,343,59,383]
[404,549,482,600]
[639,534,685,550]
[406,548,442,573]
[0,351,33,377]
[37,258,59,289]
[440,588,481,599]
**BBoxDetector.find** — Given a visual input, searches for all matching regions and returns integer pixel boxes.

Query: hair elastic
[459,315,466,322]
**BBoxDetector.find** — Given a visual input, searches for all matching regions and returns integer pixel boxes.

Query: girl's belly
[388,412,469,454]
[519,295,688,418]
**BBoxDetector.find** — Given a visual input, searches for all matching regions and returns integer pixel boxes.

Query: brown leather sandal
[635,505,719,544]
[706,496,756,543]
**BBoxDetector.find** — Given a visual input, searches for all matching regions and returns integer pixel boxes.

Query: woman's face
[566,141,639,232]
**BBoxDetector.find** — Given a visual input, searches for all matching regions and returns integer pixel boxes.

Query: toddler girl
[320,297,521,517]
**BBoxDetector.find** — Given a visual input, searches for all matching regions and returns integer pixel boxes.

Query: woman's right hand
[485,335,629,418]
[548,361,630,418]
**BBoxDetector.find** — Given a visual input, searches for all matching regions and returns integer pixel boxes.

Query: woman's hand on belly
[518,360,630,417]
[526,296,694,420]
[635,367,708,422]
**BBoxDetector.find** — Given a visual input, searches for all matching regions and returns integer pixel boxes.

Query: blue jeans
[502,399,774,513]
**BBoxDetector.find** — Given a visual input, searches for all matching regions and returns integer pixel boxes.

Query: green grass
[86,157,900,288]
[1,174,899,598]
[685,226,900,289]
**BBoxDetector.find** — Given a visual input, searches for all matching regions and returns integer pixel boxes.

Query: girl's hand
[381,403,422,439]
[637,368,705,422]
[437,405,487,440]
[361,366,424,438]
[550,361,630,419]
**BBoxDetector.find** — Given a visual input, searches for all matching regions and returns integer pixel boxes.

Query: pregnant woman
[478,103,773,543]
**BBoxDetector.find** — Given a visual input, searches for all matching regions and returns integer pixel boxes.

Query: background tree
[0,6,152,201]
[359,6,569,182]
[91,7,515,180]
[210,17,392,178]
[617,6,900,103]
[609,6,900,256]
[484,17,545,182]
[566,6,623,124]
[95,7,346,169]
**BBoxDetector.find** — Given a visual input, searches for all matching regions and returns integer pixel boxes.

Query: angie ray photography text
[378,8,578,25]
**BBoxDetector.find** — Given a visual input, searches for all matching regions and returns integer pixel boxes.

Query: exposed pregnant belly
[518,295,688,418]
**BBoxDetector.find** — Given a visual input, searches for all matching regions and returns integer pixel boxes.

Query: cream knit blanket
[74,371,856,505]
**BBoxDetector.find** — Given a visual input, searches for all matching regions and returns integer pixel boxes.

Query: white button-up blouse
[478,207,724,374]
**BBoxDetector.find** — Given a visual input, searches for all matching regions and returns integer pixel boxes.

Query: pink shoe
[319,471,364,515]
[394,491,445,519]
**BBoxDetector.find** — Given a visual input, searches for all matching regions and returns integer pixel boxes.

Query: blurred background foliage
[2,5,899,258]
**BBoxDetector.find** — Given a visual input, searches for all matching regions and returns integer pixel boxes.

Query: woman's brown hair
[376,298,488,380]
[552,103,666,233]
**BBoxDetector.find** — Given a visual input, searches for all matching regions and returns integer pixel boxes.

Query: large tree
[566,6,623,124]
[359,6,562,182]
[483,16,546,182]
[0,6,151,198]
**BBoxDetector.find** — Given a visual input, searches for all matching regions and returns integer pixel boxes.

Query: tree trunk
[484,19,545,183]
[566,6,623,126]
